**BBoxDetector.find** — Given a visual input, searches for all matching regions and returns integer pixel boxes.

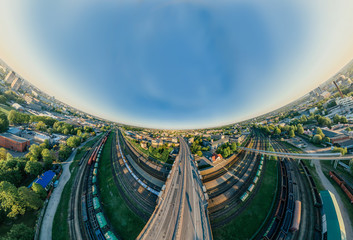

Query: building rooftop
[320,190,346,240]
[314,129,341,138]
[0,132,30,143]
[28,170,56,190]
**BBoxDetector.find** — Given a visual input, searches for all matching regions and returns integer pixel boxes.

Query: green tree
[35,121,47,131]
[300,115,307,123]
[24,161,42,176]
[27,144,42,160]
[41,149,54,162]
[0,148,8,160]
[58,144,72,161]
[31,183,47,199]
[0,112,9,133]
[313,134,322,144]
[231,142,237,152]
[196,151,203,157]
[297,124,304,135]
[316,127,325,139]
[0,95,7,104]
[0,181,25,218]
[332,147,347,156]
[1,223,34,240]
[274,127,281,135]
[18,186,42,210]
[66,136,81,148]
[289,129,295,138]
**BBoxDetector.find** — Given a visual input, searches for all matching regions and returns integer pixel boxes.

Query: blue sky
[1,1,353,129]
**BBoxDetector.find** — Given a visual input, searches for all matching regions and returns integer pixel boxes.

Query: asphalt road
[138,137,212,240]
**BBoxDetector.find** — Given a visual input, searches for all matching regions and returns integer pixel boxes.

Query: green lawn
[0,103,14,115]
[99,131,145,240]
[52,135,100,240]
[212,160,278,240]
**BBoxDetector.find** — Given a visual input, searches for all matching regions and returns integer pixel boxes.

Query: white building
[309,107,318,114]
[4,71,16,84]
[336,97,353,113]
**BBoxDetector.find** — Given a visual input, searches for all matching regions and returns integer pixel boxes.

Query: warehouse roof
[320,190,346,240]
[28,170,56,190]
[0,132,29,143]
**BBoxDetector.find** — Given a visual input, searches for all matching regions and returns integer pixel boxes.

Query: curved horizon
[1,0,353,129]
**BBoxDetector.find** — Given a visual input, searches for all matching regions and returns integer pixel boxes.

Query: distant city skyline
[1,1,353,129]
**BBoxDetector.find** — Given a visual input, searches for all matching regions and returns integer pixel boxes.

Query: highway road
[137,137,212,240]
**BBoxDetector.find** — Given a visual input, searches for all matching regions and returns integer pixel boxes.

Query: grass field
[0,103,14,115]
[212,159,278,240]
[52,135,100,240]
[98,131,145,240]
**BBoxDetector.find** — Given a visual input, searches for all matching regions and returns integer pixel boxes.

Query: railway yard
[55,128,352,240]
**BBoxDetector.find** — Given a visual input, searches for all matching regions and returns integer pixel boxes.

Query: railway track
[119,131,170,180]
[208,135,266,224]
[207,138,261,198]
[68,141,101,240]
[274,141,316,240]
[111,132,156,220]
[202,135,254,182]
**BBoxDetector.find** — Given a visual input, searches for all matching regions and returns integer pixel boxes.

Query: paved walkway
[39,138,94,240]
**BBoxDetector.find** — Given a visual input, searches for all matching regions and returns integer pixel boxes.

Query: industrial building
[320,190,346,240]
[4,70,16,83]
[0,132,30,152]
[10,77,22,91]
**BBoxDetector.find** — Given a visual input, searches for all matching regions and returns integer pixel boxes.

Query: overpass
[239,147,353,160]
[137,137,212,240]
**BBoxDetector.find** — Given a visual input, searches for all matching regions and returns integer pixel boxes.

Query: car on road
[54,180,59,188]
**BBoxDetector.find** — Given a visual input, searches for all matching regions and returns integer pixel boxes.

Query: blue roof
[29,170,56,189]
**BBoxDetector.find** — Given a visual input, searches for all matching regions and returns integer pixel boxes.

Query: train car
[240,192,249,202]
[93,197,101,210]
[96,212,107,229]
[287,194,294,212]
[92,176,97,184]
[248,184,255,193]
[340,184,353,204]
[93,168,98,176]
[290,201,301,232]
[92,185,97,195]
[95,229,105,240]
[105,231,119,240]
[281,210,292,234]
[81,196,88,222]
[88,147,98,165]
[253,176,259,184]
[94,162,98,168]
[256,170,261,177]
[259,164,263,171]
